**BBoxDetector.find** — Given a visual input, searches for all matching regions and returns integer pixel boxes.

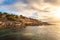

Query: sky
[0,0,60,22]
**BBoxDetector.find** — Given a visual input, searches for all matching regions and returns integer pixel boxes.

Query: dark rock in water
[41,22,51,25]
[0,33,34,40]
[0,35,17,40]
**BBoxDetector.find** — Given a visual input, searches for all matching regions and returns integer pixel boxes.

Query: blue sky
[0,0,39,16]
[0,0,59,17]
[0,0,60,22]
[0,0,17,13]
[0,0,56,13]
[2,0,16,5]
[0,0,31,14]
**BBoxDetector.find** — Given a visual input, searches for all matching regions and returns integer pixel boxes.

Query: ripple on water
[25,25,60,40]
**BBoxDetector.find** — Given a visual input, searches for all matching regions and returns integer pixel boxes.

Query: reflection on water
[25,24,60,40]
[0,24,60,40]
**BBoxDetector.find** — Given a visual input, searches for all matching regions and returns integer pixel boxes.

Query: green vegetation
[0,12,51,31]
[0,12,51,40]
[0,12,18,21]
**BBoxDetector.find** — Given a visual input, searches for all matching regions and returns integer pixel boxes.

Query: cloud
[44,0,60,6]
[0,0,4,4]
[0,0,54,19]
[0,0,51,13]
[0,0,60,22]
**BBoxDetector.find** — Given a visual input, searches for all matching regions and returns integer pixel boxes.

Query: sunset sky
[0,0,60,22]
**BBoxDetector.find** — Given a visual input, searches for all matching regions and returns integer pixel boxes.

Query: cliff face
[0,12,51,30]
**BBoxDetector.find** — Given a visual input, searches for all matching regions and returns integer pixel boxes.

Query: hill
[0,12,51,31]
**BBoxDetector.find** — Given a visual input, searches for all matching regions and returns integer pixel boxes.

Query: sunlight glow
[50,7,60,18]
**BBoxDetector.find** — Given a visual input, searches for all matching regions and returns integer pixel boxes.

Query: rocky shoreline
[0,12,51,31]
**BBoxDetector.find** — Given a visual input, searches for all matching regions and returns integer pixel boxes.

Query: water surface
[0,24,60,40]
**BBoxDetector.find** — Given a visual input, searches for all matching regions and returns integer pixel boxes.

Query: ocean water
[23,23,60,40]
[0,23,60,40]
